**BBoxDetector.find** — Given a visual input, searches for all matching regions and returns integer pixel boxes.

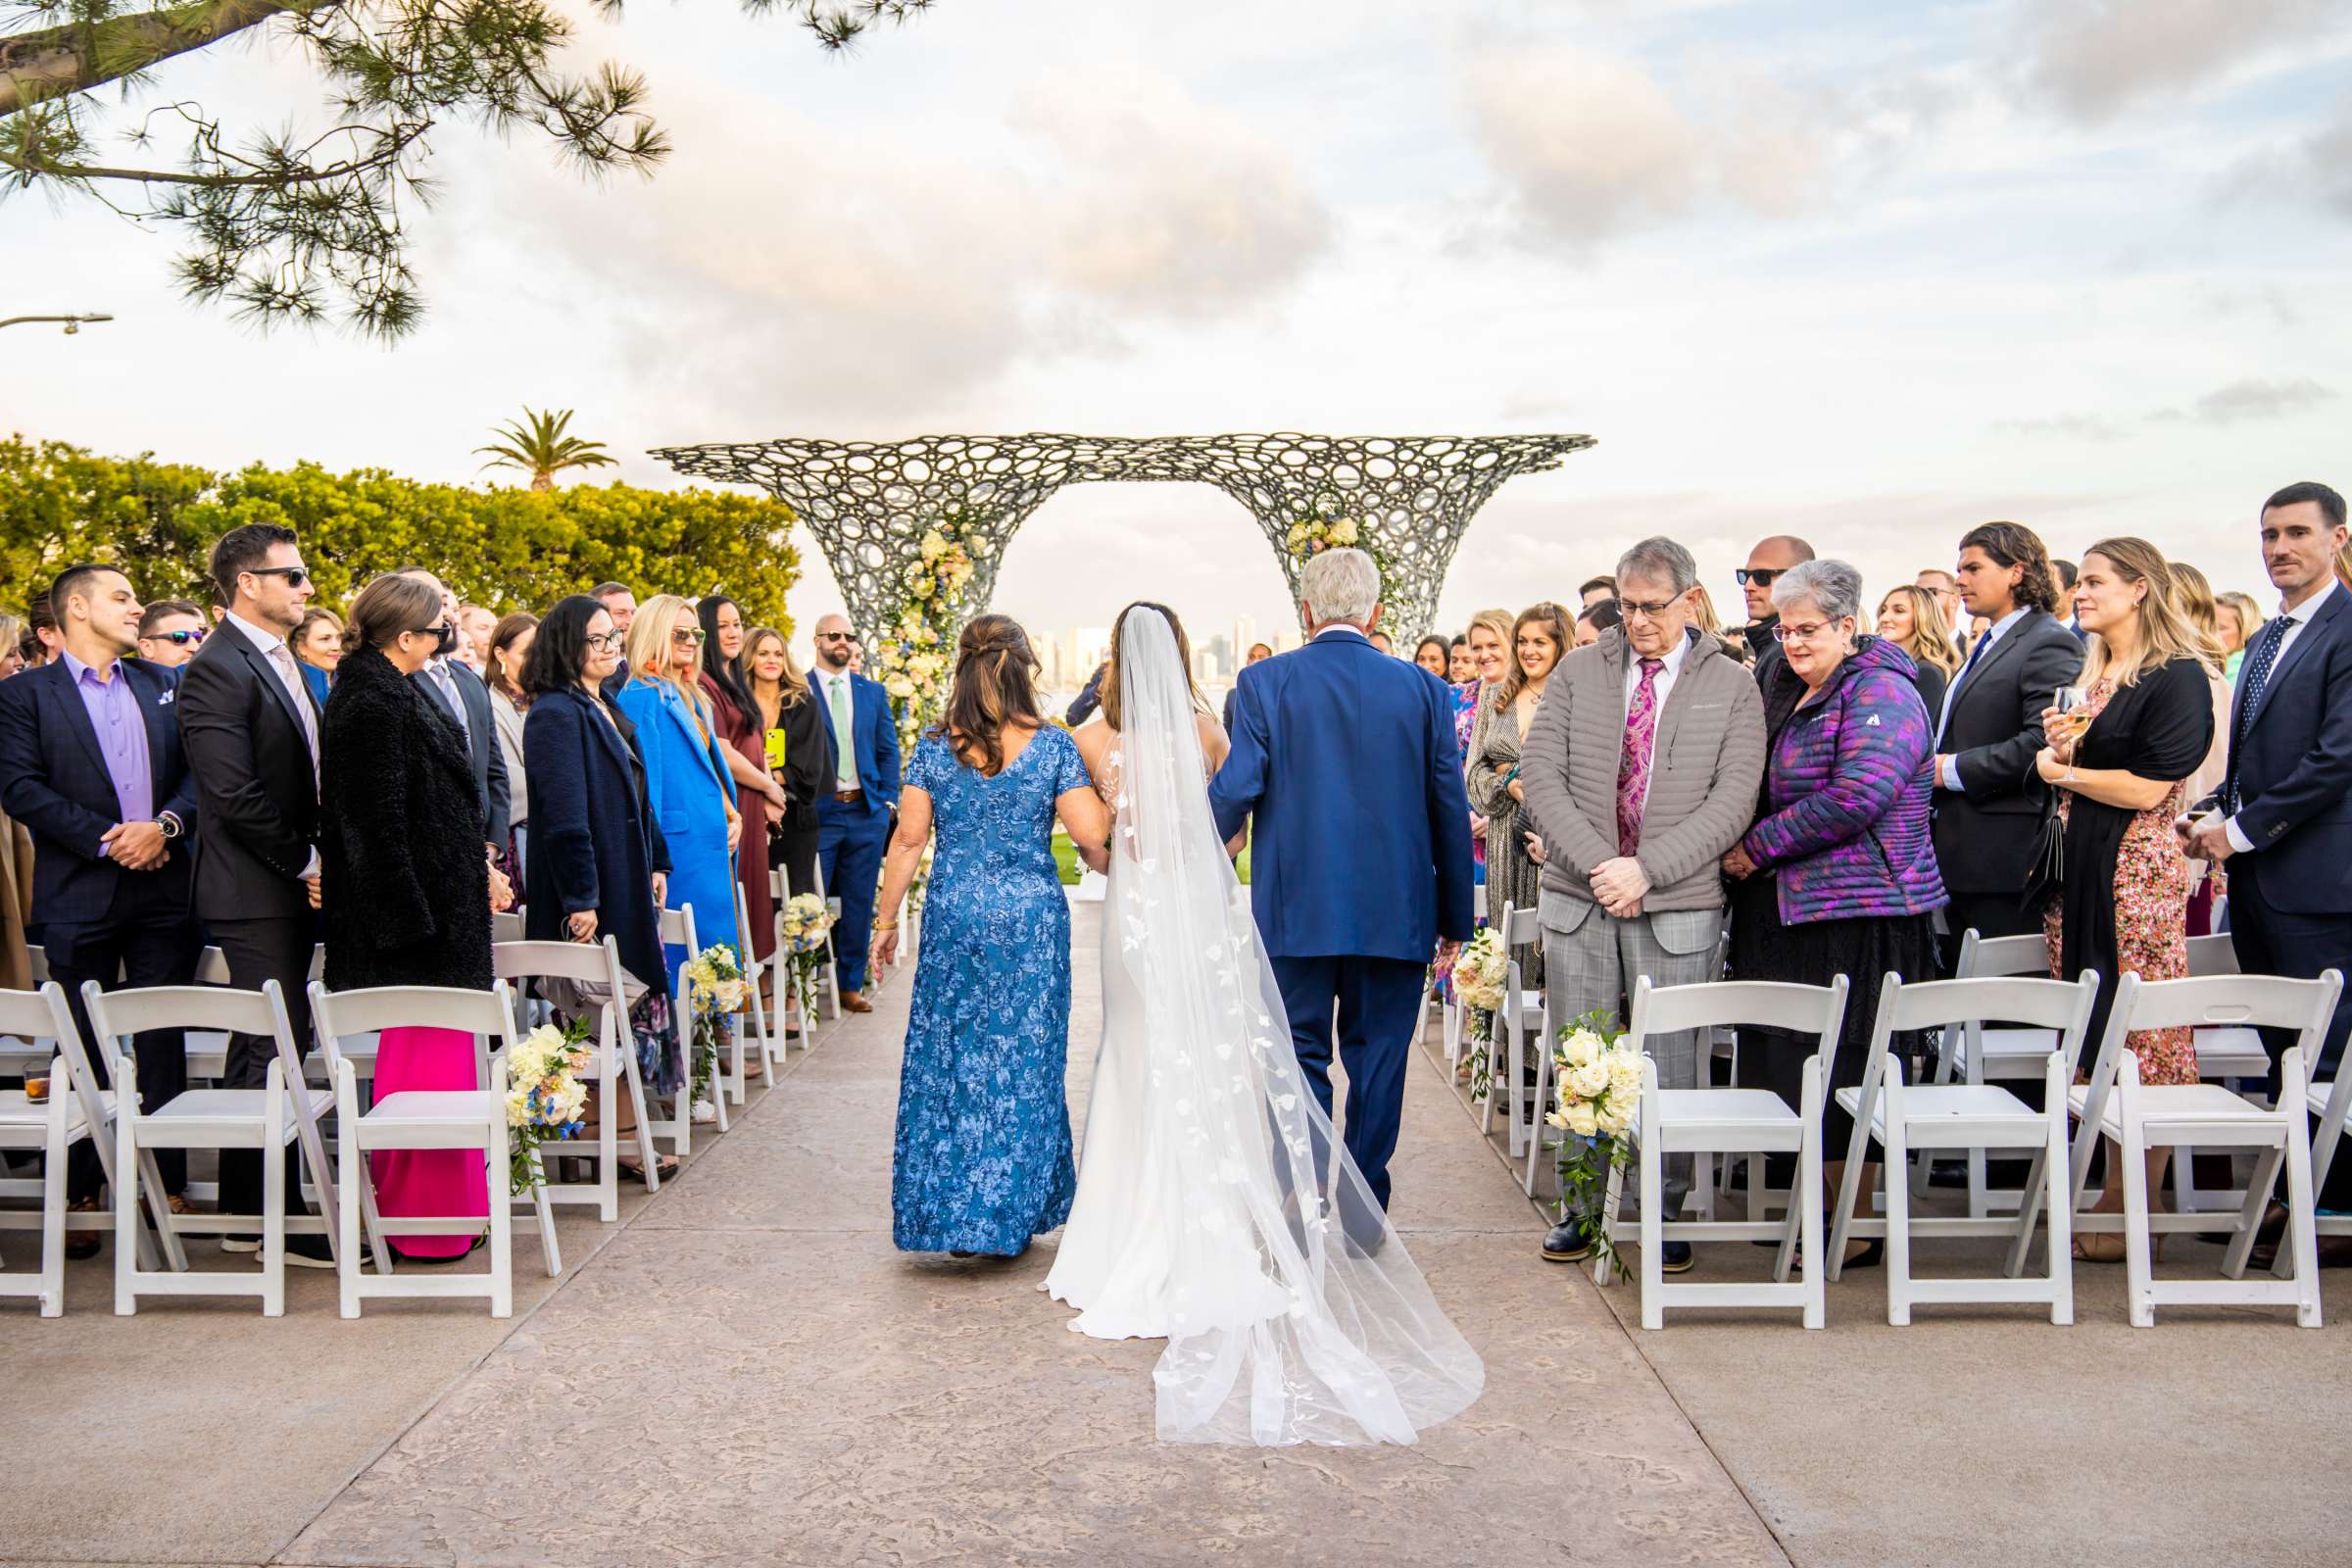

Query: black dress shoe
[1658,1241,1694,1273]
[2249,1235,2352,1271]
[1541,1221,1595,1262]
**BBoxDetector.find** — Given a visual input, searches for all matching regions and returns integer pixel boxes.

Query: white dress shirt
[1936,606,2029,790]
[222,609,321,878]
[2224,576,2340,853]
[1621,631,1690,821]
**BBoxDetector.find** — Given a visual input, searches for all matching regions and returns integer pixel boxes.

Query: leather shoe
[1541,1221,1595,1263]
[65,1198,101,1260]
[2249,1234,2352,1272]
[1658,1241,1694,1273]
[840,990,874,1015]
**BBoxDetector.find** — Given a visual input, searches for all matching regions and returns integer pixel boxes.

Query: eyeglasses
[1734,567,1782,587]
[584,631,626,652]
[1614,596,1683,621]
[243,566,311,588]
[1774,618,1846,644]
[671,627,708,646]
[146,629,206,647]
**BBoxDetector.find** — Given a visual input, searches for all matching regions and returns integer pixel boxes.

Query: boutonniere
[157,690,176,707]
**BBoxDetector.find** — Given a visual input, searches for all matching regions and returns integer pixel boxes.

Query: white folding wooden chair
[494,936,659,1220]
[1593,975,1849,1330]
[2158,934,2274,1215]
[768,867,823,1056]
[643,904,723,1154]
[2302,1042,2352,1264]
[734,897,781,1083]
[87,979,340,1316]
[1929,930,2064,1217]
[820,897,845,1018]
[311,980,559,1319]
[2051,968,2341,1328]
[1475,905,1545,1158]
[1828,971,2096,1325]
[0,985,172,1316]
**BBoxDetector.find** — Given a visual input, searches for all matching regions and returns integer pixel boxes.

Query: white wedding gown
[1042,609,1484,1446]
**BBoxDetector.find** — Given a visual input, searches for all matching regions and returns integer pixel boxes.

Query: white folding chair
[87,979,339,1316]
[1476,905,1545,1158]
[2304,1043,2352,1261]
[734,897,780,1084]
[769,867,822,1055]
[2052,969,2341,1328]
[311,980,560,1319]
[1593,975,1849,1330]
[647,904,724,1153]
[494,936,660,1220]
[1930,930,2064,1217]
[2162,934,2273,1214]
[1828,971,2097,1325]
[0,985,171,1316]
[819,897,845,1018]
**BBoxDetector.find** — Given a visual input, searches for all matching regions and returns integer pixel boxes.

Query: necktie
[431,662,470,746]
[2228,615,2293,812]
[268,641,320,784]
[1616,657,1665,856]
[829,676,858,791]
[1937,627,1993,747]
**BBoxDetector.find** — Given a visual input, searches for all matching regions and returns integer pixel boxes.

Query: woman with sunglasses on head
[318,571,514,1259]
[613,596,741,1083]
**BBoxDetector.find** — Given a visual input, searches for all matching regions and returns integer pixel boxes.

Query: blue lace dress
[892,726,1091,1255]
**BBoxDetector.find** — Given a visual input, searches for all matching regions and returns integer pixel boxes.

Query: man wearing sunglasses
[810,612,900,1013]
[1734,536,1814,679]
[134,600,208,668]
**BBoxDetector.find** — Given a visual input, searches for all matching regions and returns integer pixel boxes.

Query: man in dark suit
[2052,559,2089,643]
[1929,520,2085,965]
[809,612,901,1013]
[402,569,510,854]
[1209,550,1474,1226]
[591,581,637,703]
[2184,482,2352,1242]
[0,564,204,1250]
[176,523,335,1262]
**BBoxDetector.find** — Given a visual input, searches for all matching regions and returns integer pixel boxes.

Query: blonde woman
[613,594,742,1004]
[2164,564,2237,933]
[2036,538,2217,1255]
[1875,583,1962,719]
[746,626,832,900]
[1467,603,1570,990]
[2216,590,2266,678]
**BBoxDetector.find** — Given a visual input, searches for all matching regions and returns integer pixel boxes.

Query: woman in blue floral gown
[872,615,1113,1256]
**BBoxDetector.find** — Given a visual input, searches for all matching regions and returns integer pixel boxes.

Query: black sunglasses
[243,565,312,587]
[1734,567,1783,586]
[147,629,207,646]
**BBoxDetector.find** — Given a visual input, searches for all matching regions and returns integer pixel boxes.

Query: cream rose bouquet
[1450,928,1510,1098]
[680,943,747,1104]
[776,893,834,997]
[504,1019,593,1196]
[1548,1009,1643,1278]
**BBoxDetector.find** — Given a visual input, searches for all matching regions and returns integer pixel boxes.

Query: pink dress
[369,1026,490,1258]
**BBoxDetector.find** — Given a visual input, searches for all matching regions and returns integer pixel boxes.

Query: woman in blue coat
[612,594,742,990]
[520,596,678,1102]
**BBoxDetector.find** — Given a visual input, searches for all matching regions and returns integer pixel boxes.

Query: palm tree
[475,408,619,492]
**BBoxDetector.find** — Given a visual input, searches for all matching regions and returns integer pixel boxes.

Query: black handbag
[2018,760,2064,912]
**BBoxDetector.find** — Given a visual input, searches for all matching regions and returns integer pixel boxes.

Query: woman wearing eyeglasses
[290,606,344,705]
[319,572,512,1259]
[614,595,742,1064]
[1467,603,1570,990]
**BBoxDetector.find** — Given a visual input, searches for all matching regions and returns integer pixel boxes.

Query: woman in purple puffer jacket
[1723,560,1948,1270]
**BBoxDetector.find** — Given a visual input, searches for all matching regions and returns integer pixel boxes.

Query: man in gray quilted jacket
[1518,536,1766,1268]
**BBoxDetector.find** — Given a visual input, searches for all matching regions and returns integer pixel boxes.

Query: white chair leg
[2119,1058,2155,1329]
[1884,1077,1912,1328]
[114,1105,138,1317]
[337,1073,363,1320]
[262,1095,287,1320]
[1523,1046,1554,1198]
[2232,1144,2285,1279]
[1639,1127,1663,1331]
[1592,1152,1628,1289]
[622,1049,659,1195]
[42,1100,69,1318]
[1800,1058,1824,1329]
[489,1133,514,1319]
[531,1174,562,1278]
[2280,1049,2323,1328]
[1503,1017,1526,1159]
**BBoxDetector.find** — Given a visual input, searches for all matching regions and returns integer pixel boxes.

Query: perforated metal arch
[647,431,1595,648]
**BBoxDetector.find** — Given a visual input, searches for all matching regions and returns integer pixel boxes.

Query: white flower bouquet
[679,942,745,1103]
[505,1019,592,1196]
[777,893,834,995]
[1450,928,1510,1099]
[1547,1009,1643,1277]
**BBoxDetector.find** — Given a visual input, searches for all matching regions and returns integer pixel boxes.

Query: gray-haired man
[1518,536,1766,1268]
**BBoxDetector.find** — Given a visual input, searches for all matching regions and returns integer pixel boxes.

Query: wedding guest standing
[1413,636,1450,677]
[134,599,208,668]
[745,626,832,899]
[1929,522,2083,965]
[615,595,741,996]
[1874,583,1963,718]
[870,615,1109,1256]
[291,606,343,705]
[1519,539,1763,1269]
[521,597,680,1155]
[1737,535,1813,673]
[2217,591,2266,678]
[809,612,899,1014]
[1468,603,1569,988]
[697,596,786,996]
[2185,483,2352,1253]
[401,572,509,864]
[0,564,204,1248]
[177,523,333,1263]
[1723,560,1945,1271]
[590,582,638,703]
[483,612,536,878]
[319,573,505,1260]
[2164,564,2237,933]
[2035,539,2214,1256]
[1446,635,1475,683]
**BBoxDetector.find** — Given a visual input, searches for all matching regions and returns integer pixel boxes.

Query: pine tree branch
[0,0,344,118]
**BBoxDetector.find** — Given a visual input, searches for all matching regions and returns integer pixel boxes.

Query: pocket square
[157,690,175,706]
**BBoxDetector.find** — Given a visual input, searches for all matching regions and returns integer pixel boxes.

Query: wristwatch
[157,811,183,842]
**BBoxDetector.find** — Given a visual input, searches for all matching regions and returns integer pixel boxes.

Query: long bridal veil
[1111,609,1484,1446]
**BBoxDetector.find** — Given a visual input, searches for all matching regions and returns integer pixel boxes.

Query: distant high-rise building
[1233,613,1257,662]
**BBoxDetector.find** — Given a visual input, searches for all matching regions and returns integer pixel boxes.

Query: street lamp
[0,314,115,333]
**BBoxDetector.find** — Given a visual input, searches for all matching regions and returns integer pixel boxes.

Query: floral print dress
[891,726,1092,1254]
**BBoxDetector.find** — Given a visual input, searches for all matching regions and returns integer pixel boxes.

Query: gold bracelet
[875,919,900,932]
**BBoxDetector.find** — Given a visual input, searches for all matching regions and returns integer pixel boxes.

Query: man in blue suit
[0,564,204,1245]
[810,612,902,1013]
[1209,550,1475,1226]
[2185,481,2352,1243]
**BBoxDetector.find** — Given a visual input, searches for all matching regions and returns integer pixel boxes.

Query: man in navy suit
[0,564,204,1245]
[1209,550,1475,1226]
[2184,481,2352,1241]
[810,612,902,1013]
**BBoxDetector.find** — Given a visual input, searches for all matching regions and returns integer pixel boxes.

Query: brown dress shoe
[840,990,874,1014]
[66,1198,101,1260]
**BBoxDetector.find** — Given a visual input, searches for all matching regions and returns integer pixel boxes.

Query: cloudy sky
[10,0,2351,648]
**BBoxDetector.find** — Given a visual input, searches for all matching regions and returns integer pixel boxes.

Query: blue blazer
[521,686,671,990]
[612,676,738,952]
[814,670,902,825]
[2220,585,2352,913]
[1209,628,1475,962]
[0,657,201,927]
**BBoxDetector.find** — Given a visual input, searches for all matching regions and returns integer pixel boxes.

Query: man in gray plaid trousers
[1518,537,1765,1269]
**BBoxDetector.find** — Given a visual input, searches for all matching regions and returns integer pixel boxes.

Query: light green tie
[830,675,859,792]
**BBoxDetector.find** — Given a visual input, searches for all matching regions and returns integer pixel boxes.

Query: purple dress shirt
[62,652,154,856]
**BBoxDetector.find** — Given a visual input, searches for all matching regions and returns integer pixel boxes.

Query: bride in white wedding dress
[1044,602,1484,1447]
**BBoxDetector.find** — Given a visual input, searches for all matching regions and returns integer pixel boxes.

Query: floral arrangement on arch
[680,942,747,1104]
[1547,1010,1643,1279]
[505,1019,592,1196]
[869,508,995,753]
[1283,513,1394,588]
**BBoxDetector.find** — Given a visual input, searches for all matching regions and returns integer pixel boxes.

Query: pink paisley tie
[1616,657,1664,856]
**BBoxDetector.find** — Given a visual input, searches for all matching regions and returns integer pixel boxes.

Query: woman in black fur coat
[319,570,508,1258]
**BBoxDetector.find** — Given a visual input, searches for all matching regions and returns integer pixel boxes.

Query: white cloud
[2024,0,2341,122]
[2181,378,2337,423]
